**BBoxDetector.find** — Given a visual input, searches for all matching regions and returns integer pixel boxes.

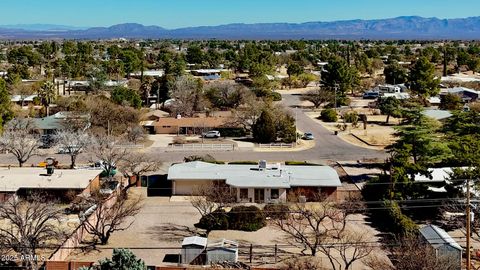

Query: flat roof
[168,161,341,188]
[0,168,102,192]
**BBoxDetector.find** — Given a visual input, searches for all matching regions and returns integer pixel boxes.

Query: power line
[1,235,468,250]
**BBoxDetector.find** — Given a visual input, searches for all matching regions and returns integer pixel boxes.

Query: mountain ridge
[1,16,480,40]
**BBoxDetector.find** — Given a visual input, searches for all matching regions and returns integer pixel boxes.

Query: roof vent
[259,160,267,170]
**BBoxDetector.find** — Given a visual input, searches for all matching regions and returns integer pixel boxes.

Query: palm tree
[38,81,56,116]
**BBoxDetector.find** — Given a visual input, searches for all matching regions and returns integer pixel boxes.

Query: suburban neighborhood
[0,1,480,270]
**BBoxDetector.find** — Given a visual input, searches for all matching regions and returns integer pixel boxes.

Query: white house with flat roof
[167,161,341,203]
[0,167,102,202]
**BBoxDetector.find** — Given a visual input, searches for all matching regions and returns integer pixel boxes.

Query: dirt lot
[305,111,398,149]
[67,188,389,269]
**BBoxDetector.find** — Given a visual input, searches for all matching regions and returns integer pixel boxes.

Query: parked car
[363,91,380,99]
[302,132,314,140]
[58,146,82,154]
[202,130,221,138]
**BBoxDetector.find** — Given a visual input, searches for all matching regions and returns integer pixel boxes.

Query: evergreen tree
[384,61,407,85]
[253,109,277,143]
[408,57,440,99]
[111,87,142,109]
[0,78,13,129]
[378,97,402,124]
[93,249,146,270]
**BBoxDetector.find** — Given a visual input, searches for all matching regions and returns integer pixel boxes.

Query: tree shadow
[145,223,205,242]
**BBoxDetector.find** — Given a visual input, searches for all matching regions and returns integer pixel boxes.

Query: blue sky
[2,0,480,28]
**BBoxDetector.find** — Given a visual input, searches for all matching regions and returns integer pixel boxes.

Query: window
[162,126,172,128]
[240,189,248,200]
[271,189,279,199]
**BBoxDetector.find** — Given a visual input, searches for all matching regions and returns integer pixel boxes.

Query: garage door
[174,180,213,195]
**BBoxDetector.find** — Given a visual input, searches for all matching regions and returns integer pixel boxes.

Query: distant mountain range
[1,16,480,40]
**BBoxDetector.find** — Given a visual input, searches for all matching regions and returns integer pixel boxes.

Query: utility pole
[467,177,471,270]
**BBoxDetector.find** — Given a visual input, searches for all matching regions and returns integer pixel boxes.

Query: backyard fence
[167,144,235,151]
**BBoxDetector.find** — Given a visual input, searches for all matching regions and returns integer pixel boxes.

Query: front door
[254,189,265,203]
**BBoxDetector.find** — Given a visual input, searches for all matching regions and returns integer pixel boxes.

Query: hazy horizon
[1,0,480,29]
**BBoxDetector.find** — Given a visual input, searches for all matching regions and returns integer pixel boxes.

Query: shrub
[228,206,266,231]
[228,161,259,165]
[320,108,338,122]
[263,204,289,220]
[183,154,225,164]
[285,161,322,166]
[216,128,246,137]
[195,209,229,231]
[269,91,282,101]
[343,111,359,123]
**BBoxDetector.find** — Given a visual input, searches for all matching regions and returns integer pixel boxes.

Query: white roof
[422,109,452,120]
[207,238,238,252]
[130,70,164,77]
[168,161,341,189]
[182,236,207,247]
[441,74,480,83]
[443,87,479,95]
[419,224,462,251]
[0,168,102,192]
[10,94,37,102]
[414,167,453,183]
[381,92,410,99]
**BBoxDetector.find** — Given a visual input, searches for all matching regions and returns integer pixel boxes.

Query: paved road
[0,93,386,166]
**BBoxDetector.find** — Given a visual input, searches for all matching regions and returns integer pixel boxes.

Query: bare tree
[318,229,375,270]
[0,197,66,270]
[274,198,347,256]
[169,75,204,117]
[282,257,324,270]
[88,136,128,178]
[364,236,460,270]
[300,87,334,109]
[118,152,162,191]
[54,130,92,168]
[125,125,146,144]
[190,182,236,235]
[81,192,143,245]
[275,197,374,270]
[0,118,40,167]
[230,95,265,132]
[204,81,250,109]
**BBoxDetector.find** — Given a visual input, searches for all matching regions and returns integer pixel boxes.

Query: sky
[1,0,480,29]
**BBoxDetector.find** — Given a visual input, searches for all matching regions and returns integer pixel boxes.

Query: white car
[202,130,221,138]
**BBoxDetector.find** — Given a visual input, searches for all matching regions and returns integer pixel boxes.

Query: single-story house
[167,161,342,203]
[129,70,164,78]
[419,224,462,270]
[33,111,91,135]
[441,87,480,102]
[0,167,102,202]
[11,94,38,106]
[150,116,233,135]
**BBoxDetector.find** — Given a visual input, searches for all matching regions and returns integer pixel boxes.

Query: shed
[206,239,238,264]
[181,236,207,264]
[419,224,462,270]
